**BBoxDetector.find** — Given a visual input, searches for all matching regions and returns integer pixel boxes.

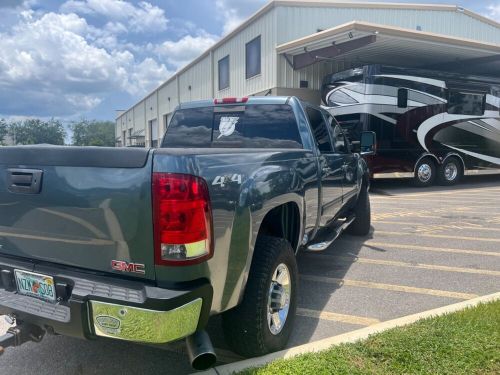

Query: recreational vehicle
[322,65,500,186]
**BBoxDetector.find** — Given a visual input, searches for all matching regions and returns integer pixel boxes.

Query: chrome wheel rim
[444,162,458,181]
[417,163,432,183]
[267,263,291,335]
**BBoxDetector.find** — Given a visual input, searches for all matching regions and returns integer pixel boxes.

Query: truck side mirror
[360,131,376,156]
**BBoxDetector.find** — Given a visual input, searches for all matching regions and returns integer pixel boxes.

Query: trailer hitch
[0,322,45,356]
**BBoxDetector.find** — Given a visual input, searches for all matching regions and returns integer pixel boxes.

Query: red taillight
[152,173,213,266]
[213,97,248,105]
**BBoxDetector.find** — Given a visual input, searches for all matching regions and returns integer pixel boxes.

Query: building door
[149,119,158,147]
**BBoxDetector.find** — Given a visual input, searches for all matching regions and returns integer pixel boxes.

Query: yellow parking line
[301,275,478,300]
[372,196,500,203]
[310,255,500,277]
[373,220,500,232]
[376,230,500,243]
[296,308,380,326]
[372,198,500,206]
[399,187,500,198]
[361,241,500,257]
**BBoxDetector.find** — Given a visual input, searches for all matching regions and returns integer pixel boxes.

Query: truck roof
[177,96,293,109]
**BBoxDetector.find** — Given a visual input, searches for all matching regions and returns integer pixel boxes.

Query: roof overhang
[277,21,500,76]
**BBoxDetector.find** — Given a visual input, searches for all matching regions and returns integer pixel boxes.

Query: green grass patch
[240,300,500,375]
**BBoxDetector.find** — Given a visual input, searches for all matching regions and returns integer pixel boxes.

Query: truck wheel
[346,184,371,236]
[438,156,463,186]
[221,235,298,357]
[413,157,436,187]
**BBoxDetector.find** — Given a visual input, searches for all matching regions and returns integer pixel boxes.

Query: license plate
[14,270,56,303]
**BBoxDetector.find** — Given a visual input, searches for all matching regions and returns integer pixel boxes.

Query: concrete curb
[196,292,500,374]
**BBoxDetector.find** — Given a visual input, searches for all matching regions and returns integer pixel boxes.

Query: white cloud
[215,0,266,35]
[60,0,168,33]
[156,33,219,70]
[487,4,500,22]
[0,11,171,117]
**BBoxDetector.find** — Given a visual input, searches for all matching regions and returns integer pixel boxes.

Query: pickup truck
[0,96,375,370]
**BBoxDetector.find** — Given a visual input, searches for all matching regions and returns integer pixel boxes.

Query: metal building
[115,0,500,147]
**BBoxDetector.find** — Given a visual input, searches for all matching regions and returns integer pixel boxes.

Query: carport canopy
[277,21,500,76]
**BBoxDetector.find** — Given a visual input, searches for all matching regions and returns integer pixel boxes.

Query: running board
[306,216,355,252]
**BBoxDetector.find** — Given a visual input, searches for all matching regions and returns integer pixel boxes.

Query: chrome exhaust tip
[186,330,217,371]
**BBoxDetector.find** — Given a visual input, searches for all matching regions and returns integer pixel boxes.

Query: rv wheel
[413,157,436,187]
[438,157,463,186]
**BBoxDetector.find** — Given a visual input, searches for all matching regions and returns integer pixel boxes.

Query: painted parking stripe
[395,187,500,198]
[301,275,478,300]
[296,308,380,326]
[373,220,500,232]
[359,241,500,257]
[372,196,500,203]
[376,230,500,243]
[306,254,500,276]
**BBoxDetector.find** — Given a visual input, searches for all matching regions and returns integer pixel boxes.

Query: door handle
[7,169,43,194]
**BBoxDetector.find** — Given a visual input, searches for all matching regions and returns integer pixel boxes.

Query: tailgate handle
[7,169,43,194]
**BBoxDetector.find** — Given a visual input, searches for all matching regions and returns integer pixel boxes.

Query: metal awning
[277,21,500,76]
[128,129,145,139]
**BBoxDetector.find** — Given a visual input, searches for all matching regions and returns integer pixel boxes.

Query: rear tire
[221,236,298,358]
[438,156,463,186]
[346,184,371,236]
[413,157,436,187]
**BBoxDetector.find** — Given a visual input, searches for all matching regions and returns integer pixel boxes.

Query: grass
[239,300,500,375]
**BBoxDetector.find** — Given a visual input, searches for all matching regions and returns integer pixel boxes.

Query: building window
[246,36,261,79]
[218,55,230,90]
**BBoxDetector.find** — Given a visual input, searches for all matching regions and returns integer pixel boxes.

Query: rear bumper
[0,256,212,344]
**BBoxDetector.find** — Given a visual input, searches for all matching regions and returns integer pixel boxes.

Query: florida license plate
[14,270,56,303]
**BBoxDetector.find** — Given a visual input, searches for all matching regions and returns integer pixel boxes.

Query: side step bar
[306,216,356,252]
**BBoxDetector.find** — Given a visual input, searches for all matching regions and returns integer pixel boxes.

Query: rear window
[162,104,303,149]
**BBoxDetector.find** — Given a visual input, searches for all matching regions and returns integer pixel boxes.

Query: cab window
[324,113,348,154]
[306,107,333,153]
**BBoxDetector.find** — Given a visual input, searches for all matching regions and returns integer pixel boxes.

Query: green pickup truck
[0,97,375,370]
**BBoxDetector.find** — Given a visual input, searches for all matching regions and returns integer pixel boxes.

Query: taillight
[213,97,248,104]
[152,173,213,266]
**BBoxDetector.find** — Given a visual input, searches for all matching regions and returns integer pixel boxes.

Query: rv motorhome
[322,65,500,186]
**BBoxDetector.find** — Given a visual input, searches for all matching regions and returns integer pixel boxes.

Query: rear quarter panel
[153,148,318,313]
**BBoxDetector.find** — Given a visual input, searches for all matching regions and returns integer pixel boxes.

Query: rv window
[397,88,408,108]
[447,91,485,115]
[327,90,357,106]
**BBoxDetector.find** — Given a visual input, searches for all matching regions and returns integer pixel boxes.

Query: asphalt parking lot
[1,175,499,374]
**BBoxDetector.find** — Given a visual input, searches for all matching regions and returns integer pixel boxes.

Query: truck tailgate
[0,146,155,280]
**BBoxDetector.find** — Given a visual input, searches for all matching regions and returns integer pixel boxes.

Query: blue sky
[0,0,498,122]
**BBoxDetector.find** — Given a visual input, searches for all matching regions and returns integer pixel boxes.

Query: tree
[8,118,66,145]
[0,119,7,145]
[71,119,115,147]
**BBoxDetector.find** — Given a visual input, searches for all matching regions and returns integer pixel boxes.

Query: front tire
[438,156,463,186]
[346,183,371,236]
[221,236,298,358]
[414,157,436,187]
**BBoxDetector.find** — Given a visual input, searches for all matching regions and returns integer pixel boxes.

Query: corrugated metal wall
[179,55,213,103]
[275,6,500,45]
[213,9,277,98]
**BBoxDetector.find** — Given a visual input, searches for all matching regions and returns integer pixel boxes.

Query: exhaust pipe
[186,330,217,371]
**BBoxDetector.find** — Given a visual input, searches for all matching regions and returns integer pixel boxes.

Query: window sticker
[218,116,239,138]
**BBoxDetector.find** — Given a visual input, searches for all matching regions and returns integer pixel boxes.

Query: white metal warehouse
[115,0,500,147]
